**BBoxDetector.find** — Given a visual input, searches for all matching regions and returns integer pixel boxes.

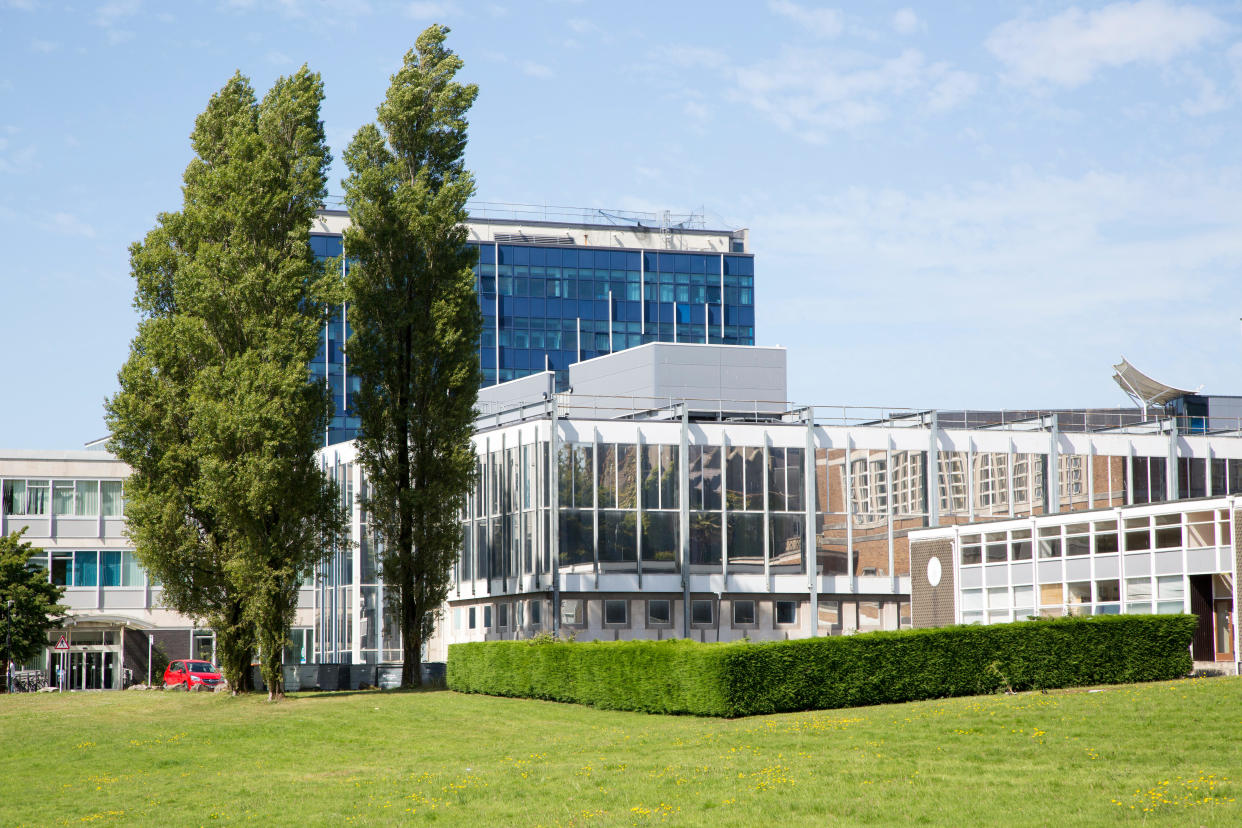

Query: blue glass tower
[310,207,756,445]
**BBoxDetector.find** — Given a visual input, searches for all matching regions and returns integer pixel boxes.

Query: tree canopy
[106,67,345,698]
[343,24,481,687]
[0,530,67,681]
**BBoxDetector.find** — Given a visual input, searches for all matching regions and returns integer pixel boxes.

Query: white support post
[549,412,561,636]
[805,411,818,636]
[679,405,691,636]
[845,434,854,582]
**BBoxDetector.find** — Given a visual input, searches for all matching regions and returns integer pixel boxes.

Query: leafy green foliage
[106,67,345,698]
[0,530,67,674]
[343,25,481,687]
[448,615,1197,716]
[449,638,732,715]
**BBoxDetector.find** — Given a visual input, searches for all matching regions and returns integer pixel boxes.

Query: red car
[163,660,224,691]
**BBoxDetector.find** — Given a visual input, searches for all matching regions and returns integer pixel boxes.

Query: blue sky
[3,0,1242,448]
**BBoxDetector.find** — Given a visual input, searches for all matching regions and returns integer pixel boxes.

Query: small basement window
[775,600,797,625]
[690,599,714,625]
[732,600,756,626]
[604,599,628,626]
[647,599,671,626]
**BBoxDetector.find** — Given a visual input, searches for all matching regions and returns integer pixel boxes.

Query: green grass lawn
[0,677,1239,827]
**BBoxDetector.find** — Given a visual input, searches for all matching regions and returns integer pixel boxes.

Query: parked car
[163,660,224,691]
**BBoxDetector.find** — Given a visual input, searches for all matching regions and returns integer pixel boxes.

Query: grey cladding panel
[477,372,554,413]
[567,343,787,415]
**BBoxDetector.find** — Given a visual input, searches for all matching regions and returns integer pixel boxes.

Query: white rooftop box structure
[565,342,787,419]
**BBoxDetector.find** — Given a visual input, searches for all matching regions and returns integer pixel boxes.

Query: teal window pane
[121,551,143,587]
[74,551,98,587]
[100,550,121,587]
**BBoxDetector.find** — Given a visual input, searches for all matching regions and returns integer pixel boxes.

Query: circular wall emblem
[926,556,942,587]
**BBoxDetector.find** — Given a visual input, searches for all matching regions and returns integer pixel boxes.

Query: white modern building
[909,498,1238,672]
[315,343,1241,667]
[9,346,1240,684]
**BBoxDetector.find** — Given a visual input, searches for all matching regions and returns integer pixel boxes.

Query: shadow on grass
[287,685,449,701]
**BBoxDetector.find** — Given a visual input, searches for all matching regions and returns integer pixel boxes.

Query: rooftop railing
[320,197,723,232]
[472,395,1242,437]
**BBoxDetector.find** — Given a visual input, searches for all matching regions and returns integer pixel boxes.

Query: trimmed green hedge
[447,614,1197,717]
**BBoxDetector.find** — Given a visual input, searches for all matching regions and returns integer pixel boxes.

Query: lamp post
[5,599,13,695]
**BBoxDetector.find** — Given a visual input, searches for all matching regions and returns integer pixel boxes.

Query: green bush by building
[447,614,1197,717]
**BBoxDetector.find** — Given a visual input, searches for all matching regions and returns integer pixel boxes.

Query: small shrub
[447,614,1197,717]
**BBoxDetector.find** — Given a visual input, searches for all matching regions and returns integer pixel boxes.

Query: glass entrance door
[68,650,118,690]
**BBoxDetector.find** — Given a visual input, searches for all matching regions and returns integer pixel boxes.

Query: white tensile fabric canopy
[1112,358,1196,407]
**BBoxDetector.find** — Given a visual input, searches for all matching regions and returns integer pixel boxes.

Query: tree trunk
[216,600,253,695]
[400,573,423,688]
[257,589,287,702]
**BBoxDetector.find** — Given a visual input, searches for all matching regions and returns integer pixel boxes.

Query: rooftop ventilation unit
[493,232,576,245]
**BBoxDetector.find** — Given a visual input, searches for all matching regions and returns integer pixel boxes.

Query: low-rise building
[316,344,1241,669]
[909,497,1238,672]
[0,449,315,689]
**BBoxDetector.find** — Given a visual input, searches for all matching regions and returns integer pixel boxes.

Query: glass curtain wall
[727,446,765,571]
[640,444,679,569]
[454,438,555,592]
[317,461,354,663]
[476,244,756,388]
[814,449,849,576]
[768,447,805,572]
[446,425,1238,599]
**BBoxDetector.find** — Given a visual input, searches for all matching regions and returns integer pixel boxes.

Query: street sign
[54,636,69,651]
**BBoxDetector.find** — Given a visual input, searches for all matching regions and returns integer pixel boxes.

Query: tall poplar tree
[343,25,481,687]
[107,68,344,698]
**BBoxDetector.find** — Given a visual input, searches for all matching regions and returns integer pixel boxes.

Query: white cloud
[518,60,553,79]
[267,50,292,65]
[566,17,597,35]
[926,65,979,112]
[720,47,976,139]
[759,167,1242,404]
[95,0,140,27]
[46,212,97,238]
[892,8,920,35]
[662,45,728,71]
[1228,42,1242,91]
[3,0,38,10]
[1180,67,1228,115]
[485,52,553,78]
[761,168,1242,326]
[768,0,842,38]
[29,39,59,53]
[0,139,36,174]
[683,99,710,122]
[987,0,1224,87]
[406,1,455,19]
[93,0,140,46]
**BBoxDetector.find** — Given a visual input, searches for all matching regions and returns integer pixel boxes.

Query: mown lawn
[0,676,1238,827]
